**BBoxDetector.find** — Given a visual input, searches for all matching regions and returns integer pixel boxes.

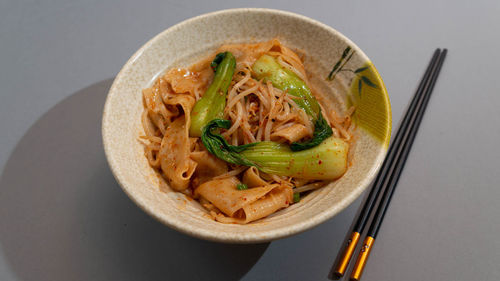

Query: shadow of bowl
[0,79,268,281]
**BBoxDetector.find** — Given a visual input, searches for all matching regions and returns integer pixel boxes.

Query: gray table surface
[1,1,499,280]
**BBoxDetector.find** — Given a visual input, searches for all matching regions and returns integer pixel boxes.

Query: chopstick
[331,49,441,279]
[349,48,446,280]
[330,48,447,280]
[349,49,447,280]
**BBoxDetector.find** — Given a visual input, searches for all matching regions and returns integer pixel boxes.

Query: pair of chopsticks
[330,48,447,281]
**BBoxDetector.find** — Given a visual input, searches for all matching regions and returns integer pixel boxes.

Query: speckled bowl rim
[102,8,390,243]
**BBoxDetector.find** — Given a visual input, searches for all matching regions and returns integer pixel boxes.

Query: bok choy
[252,54,333,151]
[189,52,236,137]
[201,119,348,180]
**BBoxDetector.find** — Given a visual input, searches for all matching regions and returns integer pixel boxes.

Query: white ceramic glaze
[102,8,391,243]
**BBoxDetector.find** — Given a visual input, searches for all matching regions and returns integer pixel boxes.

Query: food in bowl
[140,39,355,224]
[103,8,392,242]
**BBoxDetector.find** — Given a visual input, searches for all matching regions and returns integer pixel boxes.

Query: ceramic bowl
[102,8,391,243]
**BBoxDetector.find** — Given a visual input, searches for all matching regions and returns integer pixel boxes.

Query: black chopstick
[330,49,442,279]
[349,49,447,281]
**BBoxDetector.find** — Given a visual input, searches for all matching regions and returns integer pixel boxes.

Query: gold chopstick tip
[333,231,361,277]
[350,236,375,281]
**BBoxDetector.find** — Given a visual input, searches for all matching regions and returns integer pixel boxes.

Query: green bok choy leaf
[201,119,348,180]
[252,54,333,151]
[189,52,236,137]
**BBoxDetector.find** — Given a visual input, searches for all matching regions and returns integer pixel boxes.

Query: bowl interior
[102,8,391,243]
